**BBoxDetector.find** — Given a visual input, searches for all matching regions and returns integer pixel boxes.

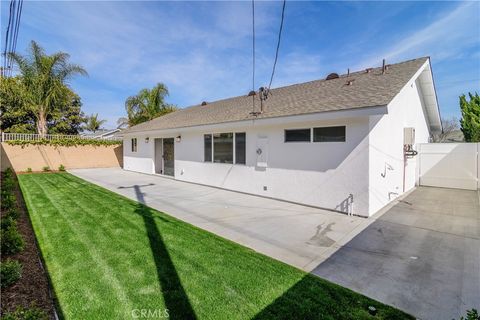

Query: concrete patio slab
[313,186,480,320]
[69,168,372,271]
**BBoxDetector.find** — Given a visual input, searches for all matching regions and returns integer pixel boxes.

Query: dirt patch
[1,173,56,319]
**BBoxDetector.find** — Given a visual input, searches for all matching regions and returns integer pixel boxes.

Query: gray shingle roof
[125,57,428,133]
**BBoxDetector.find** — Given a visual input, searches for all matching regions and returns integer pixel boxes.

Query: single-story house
[122,57,442,217]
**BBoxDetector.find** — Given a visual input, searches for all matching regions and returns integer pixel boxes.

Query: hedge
[5,138,122,148]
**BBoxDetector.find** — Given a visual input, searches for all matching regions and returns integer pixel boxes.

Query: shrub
[6,137,121,148]
[26,168,32,173]
[2,178,15,193]
[459,309,479,320]
[3,167,14,178]
[58,164,66,171]
[0,259,22,288]
[1,224,24,255]
[42,166,50,172]
[5,207,20,220]
[1,216,16,231]
[1,194,16,211]
[2,306,48,320]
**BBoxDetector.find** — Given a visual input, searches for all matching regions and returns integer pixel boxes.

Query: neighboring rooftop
[125,57,430,133]
[81,128,121,137]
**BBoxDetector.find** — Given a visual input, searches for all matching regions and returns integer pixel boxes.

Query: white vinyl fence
[1,132,121,141]
[418,143,479,190]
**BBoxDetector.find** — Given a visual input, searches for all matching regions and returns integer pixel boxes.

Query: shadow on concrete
[121,184,196,319]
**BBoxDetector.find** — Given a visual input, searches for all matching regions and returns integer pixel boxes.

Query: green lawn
[18,173,412,319]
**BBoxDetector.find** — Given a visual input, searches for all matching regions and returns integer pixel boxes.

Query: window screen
[131,138,137,152]
[204,134,212,162]
[235,132,246,164]
[213,133,233,163]
[285,129,311,142]
[313,126,346,142]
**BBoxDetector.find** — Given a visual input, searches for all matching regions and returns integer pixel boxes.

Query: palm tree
[124,83,176,126]
[8,40,87,136]
[84,113,106,133]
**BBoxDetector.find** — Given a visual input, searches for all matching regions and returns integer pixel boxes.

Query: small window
[235,132,246,164]
[285,129,311,142]
[213,133,233,163]
[204,134,212,162]
[313,126,346,142]
[131,138,137,152]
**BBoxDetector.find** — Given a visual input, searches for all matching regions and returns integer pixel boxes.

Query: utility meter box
[404,127,415,145]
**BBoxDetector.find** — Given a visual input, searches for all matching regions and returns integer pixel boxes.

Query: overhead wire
[251,0,256,113]
[3,0,23,77]
[12,0,23,74]
[267,0,286,92]
[7,0,16,76]
[2,0,14,76]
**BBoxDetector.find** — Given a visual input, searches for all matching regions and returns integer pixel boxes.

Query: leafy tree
[0,76,36,133]
[83,113,106,133]
[0,75,86,135]
[7,40,87,136]
[460,92,480,142]
[48,91,86,135]
[124,83,176,126]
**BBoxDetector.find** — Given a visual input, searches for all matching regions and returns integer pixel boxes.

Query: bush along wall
[5,138,122,148]
[0,168,24,288]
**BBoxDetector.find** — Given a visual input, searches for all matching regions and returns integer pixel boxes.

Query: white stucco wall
[176,118,371,215]
[367,78,431,215]
[124,117,372,216]
[123,135,155,174]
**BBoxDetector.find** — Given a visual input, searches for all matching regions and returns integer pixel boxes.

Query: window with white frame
[131,138,137,152]
[204,132,246,164]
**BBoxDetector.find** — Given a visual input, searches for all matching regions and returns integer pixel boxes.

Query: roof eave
[122,104,388,137]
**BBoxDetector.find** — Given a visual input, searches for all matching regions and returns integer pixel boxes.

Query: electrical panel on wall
[404,127,415,145]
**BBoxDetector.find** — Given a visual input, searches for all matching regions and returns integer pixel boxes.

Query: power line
[10,0,23,77]
[2,0,14,76]
[267,0,286,91]
[2,0,23,77]
[12,0,23,64]
[7,0,16,77]
[251,0,256,113]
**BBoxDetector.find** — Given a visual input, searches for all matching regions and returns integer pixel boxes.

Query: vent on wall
[326,73,339,80]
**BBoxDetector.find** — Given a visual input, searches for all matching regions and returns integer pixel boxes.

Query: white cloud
[358,1,480,68]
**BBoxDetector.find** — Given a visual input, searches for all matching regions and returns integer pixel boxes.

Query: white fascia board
[389,58,442,134]
[122,105,388,137]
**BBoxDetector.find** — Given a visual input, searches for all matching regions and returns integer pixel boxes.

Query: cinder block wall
[0,143,123,172]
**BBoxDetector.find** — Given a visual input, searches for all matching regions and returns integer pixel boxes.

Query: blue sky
[1,1,479,129]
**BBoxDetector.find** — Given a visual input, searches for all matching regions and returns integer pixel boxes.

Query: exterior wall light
[176,135,181,142]
[145,137,150,143]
